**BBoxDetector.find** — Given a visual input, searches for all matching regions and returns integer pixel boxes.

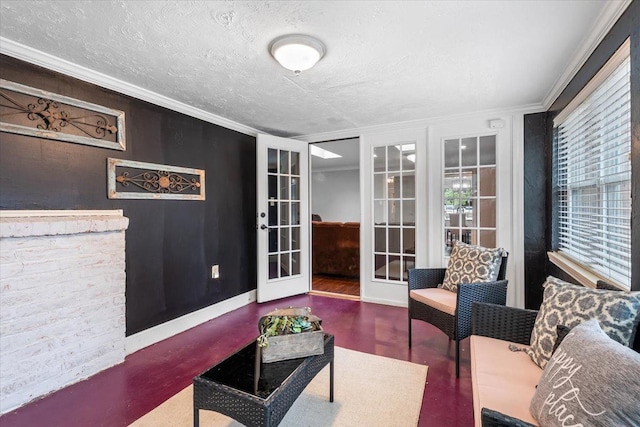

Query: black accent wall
[523,112,548,309]
[523,0,640,302]
[0,55,257,335]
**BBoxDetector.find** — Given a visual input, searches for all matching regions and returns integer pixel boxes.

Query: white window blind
[554,43,631,289]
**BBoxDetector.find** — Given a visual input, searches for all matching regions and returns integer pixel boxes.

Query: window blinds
[554,50,631,288]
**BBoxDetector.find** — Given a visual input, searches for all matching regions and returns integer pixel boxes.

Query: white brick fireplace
[0,210,128,414]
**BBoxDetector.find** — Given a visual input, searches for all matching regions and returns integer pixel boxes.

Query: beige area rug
[130,347,428,427]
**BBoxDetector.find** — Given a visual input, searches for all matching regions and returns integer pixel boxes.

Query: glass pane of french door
[443,135,497,256]
[372,144,416,282]
[268,148,301,279]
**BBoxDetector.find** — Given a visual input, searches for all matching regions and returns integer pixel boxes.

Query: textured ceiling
[0,1,620,137]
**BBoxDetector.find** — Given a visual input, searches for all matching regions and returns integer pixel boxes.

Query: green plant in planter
[257,312,321,348]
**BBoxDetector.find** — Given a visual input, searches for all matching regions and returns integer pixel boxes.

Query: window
[553,40,631,289]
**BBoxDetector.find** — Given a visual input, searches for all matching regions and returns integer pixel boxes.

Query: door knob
[260,224,268,230]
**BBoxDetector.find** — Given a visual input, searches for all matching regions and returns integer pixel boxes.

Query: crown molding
[541,0,631,110]
[0,37,260,137]
[294,103,544,142]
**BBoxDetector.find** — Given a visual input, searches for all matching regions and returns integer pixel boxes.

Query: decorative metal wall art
[107,158,205,200]
[0,79,125,151]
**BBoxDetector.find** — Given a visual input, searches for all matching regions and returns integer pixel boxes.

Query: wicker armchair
[408,254,508,377]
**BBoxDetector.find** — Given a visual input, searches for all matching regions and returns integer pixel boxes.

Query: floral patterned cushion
[439,241,504,292]
[527,276,640,369]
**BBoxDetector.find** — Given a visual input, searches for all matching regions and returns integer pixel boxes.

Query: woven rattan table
[193,334,334,427]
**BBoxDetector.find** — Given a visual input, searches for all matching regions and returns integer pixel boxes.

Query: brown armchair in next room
[312,221,360,278]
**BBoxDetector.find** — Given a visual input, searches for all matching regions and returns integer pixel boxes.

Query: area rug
[129,347,428,427]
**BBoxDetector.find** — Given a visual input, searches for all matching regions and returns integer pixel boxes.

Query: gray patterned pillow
[439,241,504,292]
[530,319,640,426]
[527,276,640,369]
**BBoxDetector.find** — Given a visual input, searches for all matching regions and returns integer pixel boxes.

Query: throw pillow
[530,319,640,426]
[439,240,504,292]
[527,276,640,369]
[551,325,571,355]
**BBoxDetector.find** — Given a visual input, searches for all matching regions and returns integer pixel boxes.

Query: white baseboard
[360,296,407,308]
[125,290,257,355]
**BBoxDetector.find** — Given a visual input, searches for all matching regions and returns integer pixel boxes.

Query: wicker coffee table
[193,334,334,427]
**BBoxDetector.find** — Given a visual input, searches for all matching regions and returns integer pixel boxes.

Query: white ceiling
[0,1,628,139]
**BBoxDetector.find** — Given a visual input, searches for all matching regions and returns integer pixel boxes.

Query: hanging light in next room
[269,34,325,75]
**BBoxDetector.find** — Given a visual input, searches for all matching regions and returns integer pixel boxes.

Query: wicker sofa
[470,289,640,427]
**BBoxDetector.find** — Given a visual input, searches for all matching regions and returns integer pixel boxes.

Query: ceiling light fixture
[270,34,325,75]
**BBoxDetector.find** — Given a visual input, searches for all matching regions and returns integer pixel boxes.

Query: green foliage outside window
[444,188,473,207]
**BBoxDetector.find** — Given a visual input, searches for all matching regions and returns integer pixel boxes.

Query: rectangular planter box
[259,307,324,363]
[261,328,325,363]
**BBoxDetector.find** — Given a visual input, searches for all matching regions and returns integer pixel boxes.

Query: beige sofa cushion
[470,335,542,427]
[409,288,457,316]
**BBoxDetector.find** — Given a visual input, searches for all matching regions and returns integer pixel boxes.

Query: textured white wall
[0,214,128,414]
[312,169,360,223]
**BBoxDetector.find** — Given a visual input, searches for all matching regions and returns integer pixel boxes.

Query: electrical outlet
[211,265,219,279]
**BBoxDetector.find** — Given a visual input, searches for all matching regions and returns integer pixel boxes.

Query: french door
[256,134,310,303]
[429,118,513,268]
[360,116,518,307]
[428,117,517,306]
[360,128,427,306]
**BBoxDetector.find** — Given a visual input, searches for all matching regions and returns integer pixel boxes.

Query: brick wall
[0,211,128,414]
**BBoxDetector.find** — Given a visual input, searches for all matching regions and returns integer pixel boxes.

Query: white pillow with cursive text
[529,319,640,427]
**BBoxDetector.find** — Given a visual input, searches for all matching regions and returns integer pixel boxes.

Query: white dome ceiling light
[269,34,325,75]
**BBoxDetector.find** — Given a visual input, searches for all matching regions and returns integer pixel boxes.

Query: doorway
[309,138,361,299]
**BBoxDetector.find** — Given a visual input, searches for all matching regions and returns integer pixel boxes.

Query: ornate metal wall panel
[0,79,125,151]
[107,158,205,200]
